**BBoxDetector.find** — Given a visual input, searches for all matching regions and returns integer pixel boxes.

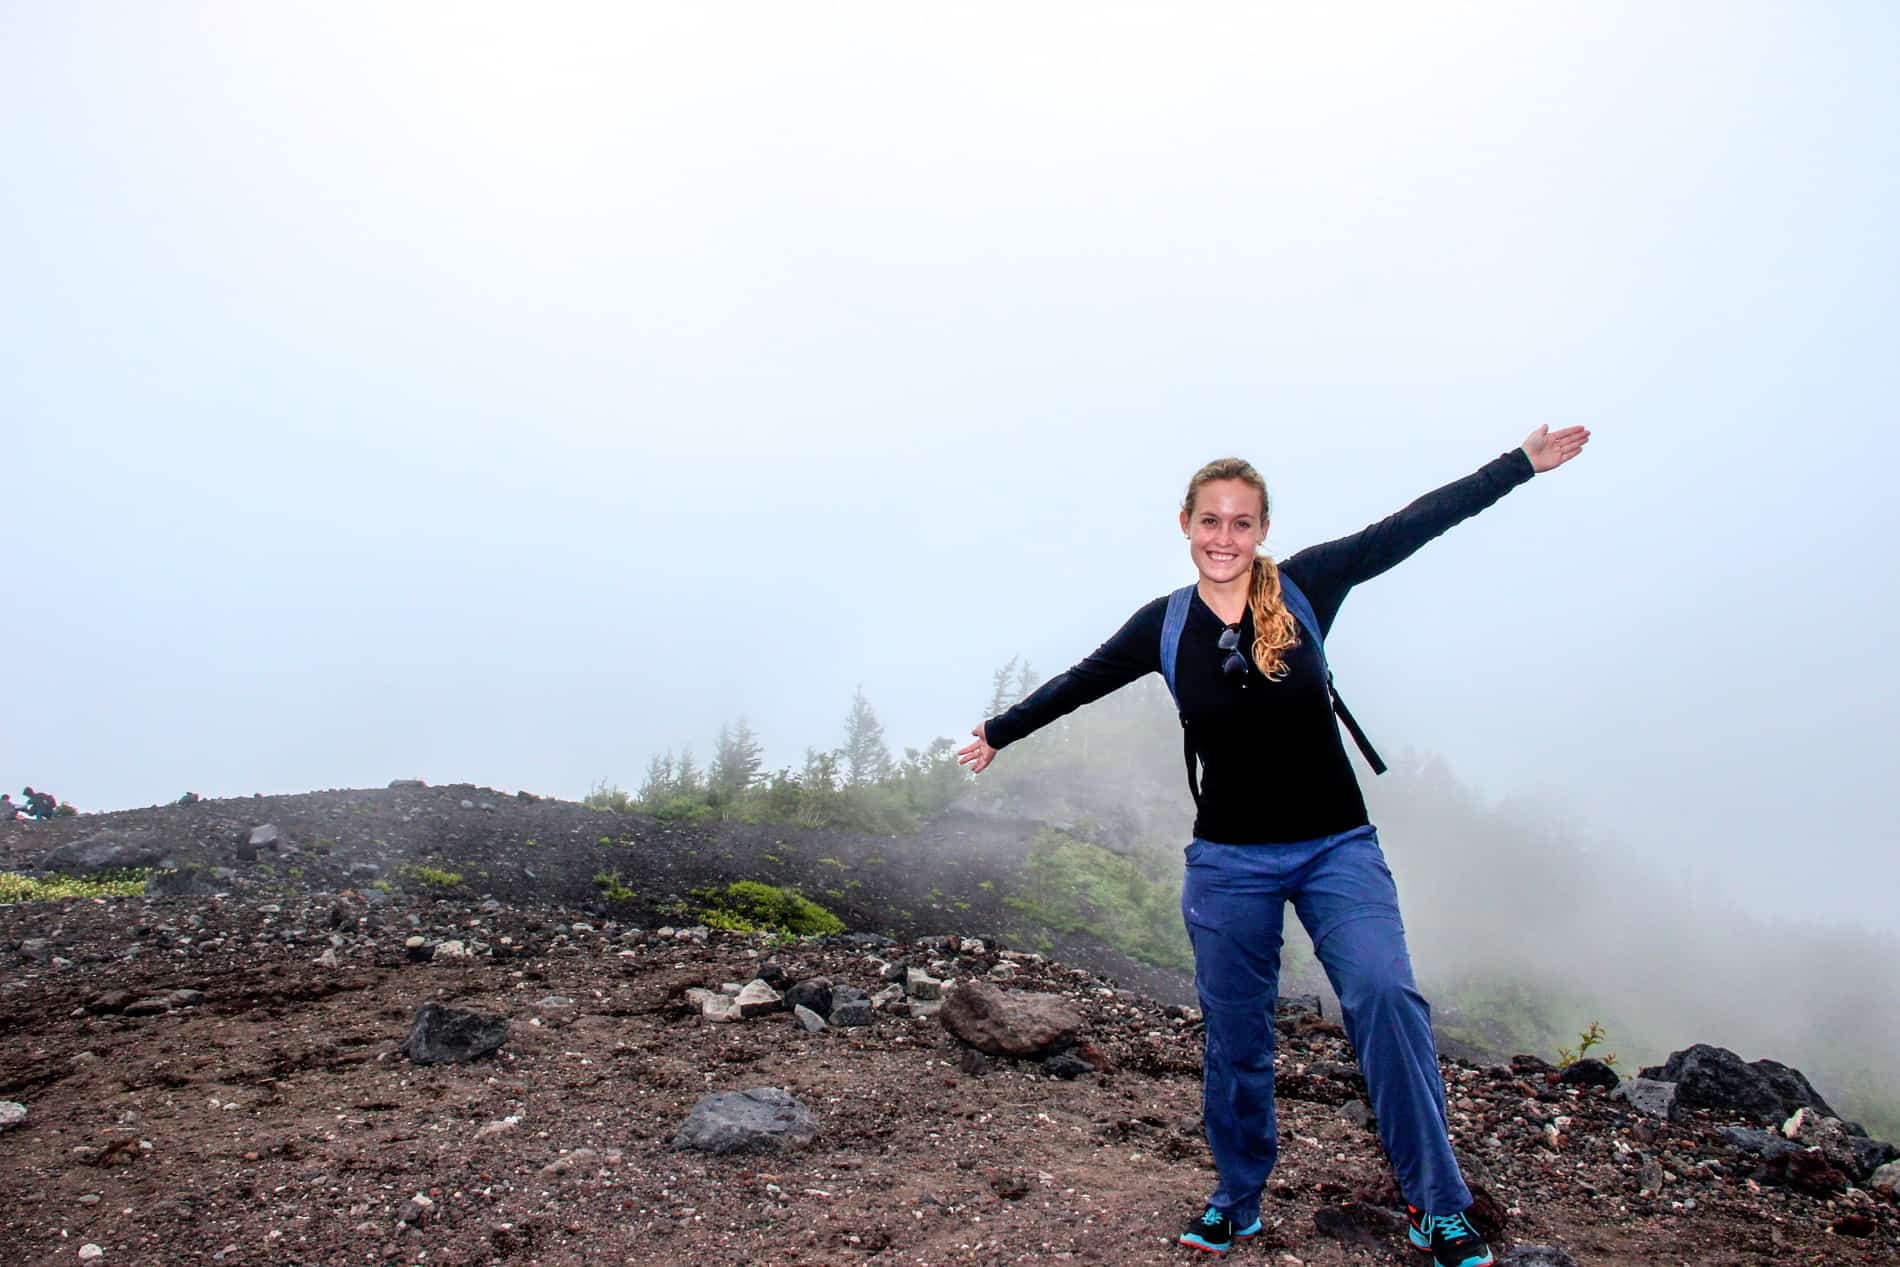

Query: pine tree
[841,686,894,786]
[637,751,675,803]
[710,718,766,799]
[1016,659,1041,698]
[986,656,1021,717]
[673,749,703,796]
[801,746,840,793]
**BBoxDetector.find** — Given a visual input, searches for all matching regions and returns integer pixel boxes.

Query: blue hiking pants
[1180,824,1472,1226]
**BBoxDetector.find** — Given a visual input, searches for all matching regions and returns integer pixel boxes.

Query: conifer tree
[985,656,1021,717]
[710,719,766,795]
[638,751,675,803]
[841,686,894,786]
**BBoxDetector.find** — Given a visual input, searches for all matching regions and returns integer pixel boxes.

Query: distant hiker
[21,787,58,819]
[0,794,18,820]
[959,426,1590,1265]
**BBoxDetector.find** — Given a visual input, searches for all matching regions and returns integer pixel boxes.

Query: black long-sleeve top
[984,449,1536,844]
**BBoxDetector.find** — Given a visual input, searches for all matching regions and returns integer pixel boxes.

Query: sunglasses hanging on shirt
[1217,625,1248,678]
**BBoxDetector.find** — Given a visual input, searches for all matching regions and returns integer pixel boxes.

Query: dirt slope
[0,786,1894,1267]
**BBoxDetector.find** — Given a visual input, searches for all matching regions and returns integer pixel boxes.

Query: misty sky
[5,4,1896,930]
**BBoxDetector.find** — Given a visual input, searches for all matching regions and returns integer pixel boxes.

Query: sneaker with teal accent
[1404,1205,1494,1267]
[1177,1205,1264,1254]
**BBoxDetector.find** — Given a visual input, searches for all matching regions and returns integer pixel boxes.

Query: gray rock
[400,1002,507,1064]
[792,1004,826,1033]
[1041,1050,1093,1079]
[1613,1077,1679,1121]
[145,866,219,897]
[871,983,904,1010]
[1337,1099,1375,1130]
[1871,1159,1900,1194]
[1639,1155,1666,1193]
[19,939,53,964]
[672,1087,818,1155]
[785,977,833,1016]
[248,825,279,849]
[1782,1107,1861,1177]
[0,1101,25,1131]
[1848,1136,1899,1182]
[829,1000,873,1027]
[937,980,1083,1058]
[906,967,944,1000]
[40,831,165,875]
[1717,1126,1796,1161]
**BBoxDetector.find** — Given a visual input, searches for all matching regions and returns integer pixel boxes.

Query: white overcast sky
[4,3,1896,929]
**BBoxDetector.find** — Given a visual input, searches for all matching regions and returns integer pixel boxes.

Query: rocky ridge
[1,785,1896,1266]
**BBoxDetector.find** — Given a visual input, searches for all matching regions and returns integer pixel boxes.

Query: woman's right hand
[956,724,998,774]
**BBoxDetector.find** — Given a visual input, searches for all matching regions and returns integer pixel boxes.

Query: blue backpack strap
[1278,573,1387,775]
[1159,585,1194,705]
[1159,585,1200,807]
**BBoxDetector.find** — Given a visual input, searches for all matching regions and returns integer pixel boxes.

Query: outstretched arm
[1283,426,1590,635]
[957,596,1167,774]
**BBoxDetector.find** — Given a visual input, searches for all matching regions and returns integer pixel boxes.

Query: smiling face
[1180,478,1268,586]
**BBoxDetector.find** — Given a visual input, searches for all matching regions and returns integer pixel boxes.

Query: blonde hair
[1182,458,1299,680]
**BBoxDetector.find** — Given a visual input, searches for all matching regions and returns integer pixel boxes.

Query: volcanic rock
[672,1087,818,1155]
[938,980,1082,1058]
[400,1002,508,1064]
[40,830,165,874]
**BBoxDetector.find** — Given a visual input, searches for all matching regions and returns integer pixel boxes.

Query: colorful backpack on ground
[1158,574,1386,806]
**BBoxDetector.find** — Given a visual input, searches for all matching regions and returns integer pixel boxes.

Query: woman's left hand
[1522,424,1591,473]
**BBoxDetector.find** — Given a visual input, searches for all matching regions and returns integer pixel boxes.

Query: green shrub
[693,880,845,937]
[398,864,463,890]
[583,780,635,813]
[0,869,151,902]
[592,869,636,901]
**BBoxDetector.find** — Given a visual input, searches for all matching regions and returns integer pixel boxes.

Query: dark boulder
[400,1003,508,1065]
[40,831,165,875]
[1638,1045,1829,1122]
[672,1087,818,1155]
[1558,1058,1620,1090]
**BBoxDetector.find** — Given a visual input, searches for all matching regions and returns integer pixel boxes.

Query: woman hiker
[957,426,1590,1264]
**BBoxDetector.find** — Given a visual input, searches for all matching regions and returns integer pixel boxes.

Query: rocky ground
[2,786,1897,1267]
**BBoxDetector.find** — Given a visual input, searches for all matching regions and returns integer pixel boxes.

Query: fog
[4,4,1897,942]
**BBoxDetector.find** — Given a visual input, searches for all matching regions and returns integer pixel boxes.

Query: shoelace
[1200,1209,1225,1226]
[1432,1212,1480,1241]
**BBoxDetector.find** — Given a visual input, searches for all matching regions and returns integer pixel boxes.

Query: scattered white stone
[963,939,986,955]
[0,1102,25,1131]
[434,940,473,960]
[735,979,782,1018]
[248,825,279,848]
[475,1116,521,1140]
[314,949,339,969]
[78,1245,104,1261]
[905,967,943,1000]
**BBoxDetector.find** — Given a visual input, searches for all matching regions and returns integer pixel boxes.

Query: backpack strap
[1159,585,1199,807]
[1279,574,1387,775]
[1159,585,1194,704]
